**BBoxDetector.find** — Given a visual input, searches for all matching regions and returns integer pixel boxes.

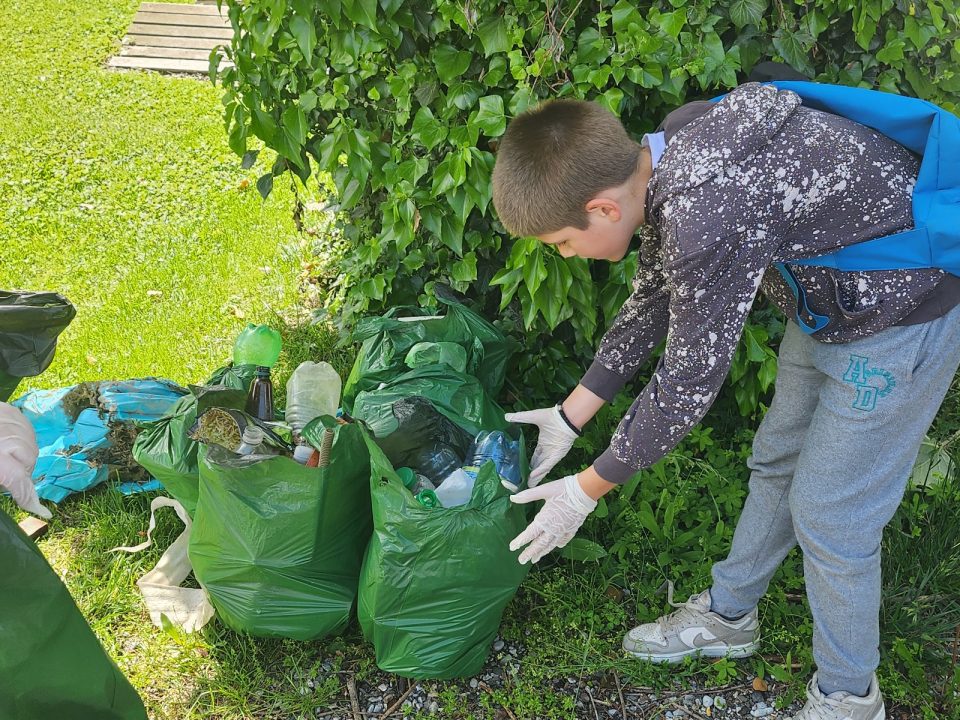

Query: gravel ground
[298,637,815,720]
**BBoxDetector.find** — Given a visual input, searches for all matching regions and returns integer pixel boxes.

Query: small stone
[378,683,388,692]
[493,639,505,652]
[714,697,727,709]
[752,677,769,692]
[751,707,774,718]
[608,709,618,717]
[428,701,439,714]
[702,696,713,707]
[683,694,696,706]
[469,678,479,689]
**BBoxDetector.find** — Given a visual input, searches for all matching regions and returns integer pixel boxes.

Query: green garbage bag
[352,365,509,438]
[188,419,372,640]
[342,293,517,412]
[0,290,76,402]
[0,511,146,720]
[132,364,257,517]
[357,431,530,679]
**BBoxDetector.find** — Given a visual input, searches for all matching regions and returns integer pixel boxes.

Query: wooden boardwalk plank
[119,44,219,61]
[134,11,230,27]
[108,56,212,73]
[140,2,223,14]
[126,33,225,50]
[127,22,232,39]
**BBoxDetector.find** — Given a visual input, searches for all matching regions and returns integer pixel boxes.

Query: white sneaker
[622,581,759,663]
[795,672,885,720]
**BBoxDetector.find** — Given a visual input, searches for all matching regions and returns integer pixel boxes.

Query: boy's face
[538,202,635,261]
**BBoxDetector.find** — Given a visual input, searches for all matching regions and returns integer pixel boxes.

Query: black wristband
[557,405,584,437]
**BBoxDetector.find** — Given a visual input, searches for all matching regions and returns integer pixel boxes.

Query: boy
[492,82,960,720]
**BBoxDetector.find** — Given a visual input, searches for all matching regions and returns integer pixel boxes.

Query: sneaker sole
[625,640,759,664]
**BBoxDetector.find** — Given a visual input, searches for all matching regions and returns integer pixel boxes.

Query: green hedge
[213,0,959,408]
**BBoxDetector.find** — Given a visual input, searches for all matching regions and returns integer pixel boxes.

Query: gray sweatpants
[710,300,960,697]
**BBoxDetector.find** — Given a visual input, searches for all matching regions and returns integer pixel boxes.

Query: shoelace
[656,580,707,637]
[800,678,857,720]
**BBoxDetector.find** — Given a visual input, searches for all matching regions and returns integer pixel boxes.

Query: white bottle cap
[241,425,265,445]
[293,444,314,464]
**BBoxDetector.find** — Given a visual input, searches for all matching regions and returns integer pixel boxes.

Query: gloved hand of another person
[504,405,579,487]
[0,402,50,519]
[508,475,596,564]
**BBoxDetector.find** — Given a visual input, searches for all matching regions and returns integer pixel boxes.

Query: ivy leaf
[344,0,378,30]
[412,107,447,151]
[772,28,815,77]
[729,0,767,28]
[299,90,318,113]
[473,95,506,137]
[451,252,478,282]
[597,87,624,114]
[434,45,472,84]
[447,80,482,111]
[290,15,317,60]
[522,249,547,295]
[876,38,906,65]
[240,150,259,169]
[476,16,510,56]
[256,172,273,199]
[282,105,308,147]
[653,8,687,39]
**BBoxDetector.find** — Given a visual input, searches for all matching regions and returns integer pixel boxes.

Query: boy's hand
[508,474,596,564]
[504,405,579,487]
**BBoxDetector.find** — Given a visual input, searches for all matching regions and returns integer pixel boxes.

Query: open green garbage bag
[188,419,372,640]
[342,292,517,412]
[131,364,257,517]
[0,290,76,402]
[0,511,146,720]
[357,431,530,679]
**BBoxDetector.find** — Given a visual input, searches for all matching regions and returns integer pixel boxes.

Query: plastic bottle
[285,361,342,436]
[237,425,266,456]
[414,444,462,485]
[246,366,275,421]
[470,431,521,487]
[233,324,282,368]
[433,468,475,508]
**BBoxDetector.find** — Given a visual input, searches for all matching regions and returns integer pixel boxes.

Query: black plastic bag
[0,290,75,401]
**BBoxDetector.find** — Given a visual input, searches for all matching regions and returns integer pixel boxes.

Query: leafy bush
[214,0,958,412]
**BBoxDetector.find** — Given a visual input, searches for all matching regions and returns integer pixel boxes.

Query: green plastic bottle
[233,324,282,368]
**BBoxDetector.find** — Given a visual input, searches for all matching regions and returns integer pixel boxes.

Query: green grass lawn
[2,1,959,719]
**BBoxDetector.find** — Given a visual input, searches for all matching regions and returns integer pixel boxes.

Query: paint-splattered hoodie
[582,82,960,484]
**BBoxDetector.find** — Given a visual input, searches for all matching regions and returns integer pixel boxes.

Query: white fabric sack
[112,496,214,633]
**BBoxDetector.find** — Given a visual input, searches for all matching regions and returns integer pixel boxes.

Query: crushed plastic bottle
[285,361,341,436]
[470,431,521,488]
[413,444,462,485]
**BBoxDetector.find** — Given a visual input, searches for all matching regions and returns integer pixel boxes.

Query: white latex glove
[504,405,579,487]
[0,402,51,519]
[508,474,596,564]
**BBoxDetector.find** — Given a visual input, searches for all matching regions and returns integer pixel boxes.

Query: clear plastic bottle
[237,425,267,455]
[285,361,342,436]
[470,431,521,487]
[414,444,462,485]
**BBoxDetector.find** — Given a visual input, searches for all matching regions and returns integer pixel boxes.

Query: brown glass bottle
[246,366,275,421]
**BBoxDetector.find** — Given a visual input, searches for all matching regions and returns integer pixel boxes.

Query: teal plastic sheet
[12,379,186,502]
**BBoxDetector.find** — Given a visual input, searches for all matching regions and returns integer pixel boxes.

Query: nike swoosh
[678,627,718,648]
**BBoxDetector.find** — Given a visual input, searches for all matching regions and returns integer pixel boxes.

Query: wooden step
[140,2,223,14]
[108,55,213,74]
[127,22,233,39]
[125,33,225,50]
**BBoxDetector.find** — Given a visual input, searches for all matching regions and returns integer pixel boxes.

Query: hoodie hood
[647,83,802,225]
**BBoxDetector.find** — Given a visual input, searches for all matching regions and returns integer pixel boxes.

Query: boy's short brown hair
[492,99,641,237]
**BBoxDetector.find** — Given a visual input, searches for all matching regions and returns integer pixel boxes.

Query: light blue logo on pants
[842,355,896,411]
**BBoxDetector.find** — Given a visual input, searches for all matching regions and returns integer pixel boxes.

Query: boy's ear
[584,196,622,222]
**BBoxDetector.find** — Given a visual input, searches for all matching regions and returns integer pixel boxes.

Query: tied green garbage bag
[132,364,257,517]
[0,511,146,720]
[357,431,530,679]
[404,342,467,373]
[188,420,372,640]
[0,290,76,402]
[342,291,518,411]
[353,365,509,439]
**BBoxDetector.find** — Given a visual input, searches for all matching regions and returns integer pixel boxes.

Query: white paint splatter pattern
[589,83,942,483]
